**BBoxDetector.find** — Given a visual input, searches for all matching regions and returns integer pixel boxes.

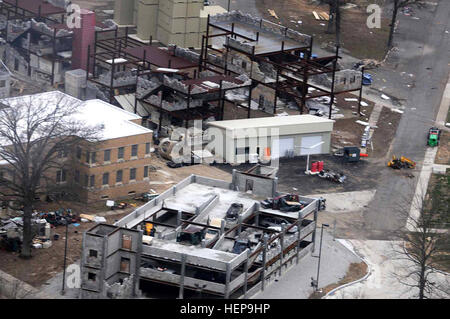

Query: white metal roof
[0,91,152,142]
[208,115,334,131]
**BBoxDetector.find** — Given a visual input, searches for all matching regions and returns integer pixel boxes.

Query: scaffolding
[87,28,255,131]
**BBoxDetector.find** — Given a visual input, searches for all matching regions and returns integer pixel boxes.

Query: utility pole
[314,224,329,291]
[61,217,69,295]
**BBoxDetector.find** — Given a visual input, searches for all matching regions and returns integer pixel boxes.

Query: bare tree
[387,0,422,49]
[0,93,100,258]
[392,182,450,299]
[319,0,349,47]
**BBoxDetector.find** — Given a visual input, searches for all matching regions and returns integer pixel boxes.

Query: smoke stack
[71,9,96,72]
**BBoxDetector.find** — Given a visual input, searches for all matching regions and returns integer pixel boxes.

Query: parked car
[226,203,243,221]
[134,192,159,202]
[167,161,183,168]
[260,217,298,233]
[232,239,251,254]
[176,226,205,245]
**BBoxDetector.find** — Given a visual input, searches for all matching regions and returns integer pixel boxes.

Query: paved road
[253,230,362,299]
[362,0,450,237]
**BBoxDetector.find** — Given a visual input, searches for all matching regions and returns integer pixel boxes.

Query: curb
[323,240,372,298]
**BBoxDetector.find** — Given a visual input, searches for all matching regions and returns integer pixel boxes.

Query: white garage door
[271,137,294,159]
[300,135,323,155]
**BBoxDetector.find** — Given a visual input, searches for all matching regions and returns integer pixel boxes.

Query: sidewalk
[252,230,362,299]
[326,240,450,299]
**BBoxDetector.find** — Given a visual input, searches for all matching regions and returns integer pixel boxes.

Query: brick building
[0,91,154,204]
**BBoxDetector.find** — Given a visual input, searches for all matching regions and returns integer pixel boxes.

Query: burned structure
[0,0,71,86]
[80,166,321,299]
[200,11,365,118]
[86,10,364,140]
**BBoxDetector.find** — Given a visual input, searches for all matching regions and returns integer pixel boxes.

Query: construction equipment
[144,222,155,236]
[387,155,416,169]
[260,194,307,212]
[318,169,346,183]
[427,127,441,147]
[225,203,243,221]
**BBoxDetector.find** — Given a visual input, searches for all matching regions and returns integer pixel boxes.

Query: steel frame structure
[199,15,365,118]
[0,0,69,86]
[87,27,255,130]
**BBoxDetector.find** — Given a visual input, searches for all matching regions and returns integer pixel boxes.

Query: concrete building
[80,166,321,299]
[113,0,226,48]
[207,115,334,163]
[80,224,142,298]
[0,91,154,203]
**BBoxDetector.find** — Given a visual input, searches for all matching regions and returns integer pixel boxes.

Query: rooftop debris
[267,9,279,19]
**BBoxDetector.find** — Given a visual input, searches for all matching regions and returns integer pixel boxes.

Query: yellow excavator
[387,155,416,169]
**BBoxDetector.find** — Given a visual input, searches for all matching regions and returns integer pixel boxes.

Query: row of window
[70,143,151,164]
[57,166,151,186]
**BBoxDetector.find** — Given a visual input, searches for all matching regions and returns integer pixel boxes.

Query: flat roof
[163,183,260,222]
[1,91,152,141]
[200,5,228,18]
[123,46,197,69]
[182,75,244,92]
[149,238,238,263]
[208,114,335,131]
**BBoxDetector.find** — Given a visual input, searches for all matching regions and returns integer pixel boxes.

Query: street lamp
[61,216,73,295]
[312,223,329,292]
[296,141,325,174]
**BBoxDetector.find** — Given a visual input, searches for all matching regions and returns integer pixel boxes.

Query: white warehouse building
[207,115,334,164]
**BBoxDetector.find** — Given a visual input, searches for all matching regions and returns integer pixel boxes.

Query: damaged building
[0,0,71,85]
[0,0,116,86]
[80,166,321,299]
[84,10,364,140]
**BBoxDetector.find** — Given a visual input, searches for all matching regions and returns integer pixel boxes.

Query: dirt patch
[0,210,128,288]
[332,118,366,148]
[257,0,390,60]
[435,130,450,165]
[309,262,368,298]
[369,107,402,158]
[142,154,232,195]
[331,94,374,149]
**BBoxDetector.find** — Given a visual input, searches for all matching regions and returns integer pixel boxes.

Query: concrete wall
[232,170,277,198]
[0,70,11,98]
[210,127,332,164]
[81,226,142,298]
[114,0,136,26]
[136,0,159,41]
